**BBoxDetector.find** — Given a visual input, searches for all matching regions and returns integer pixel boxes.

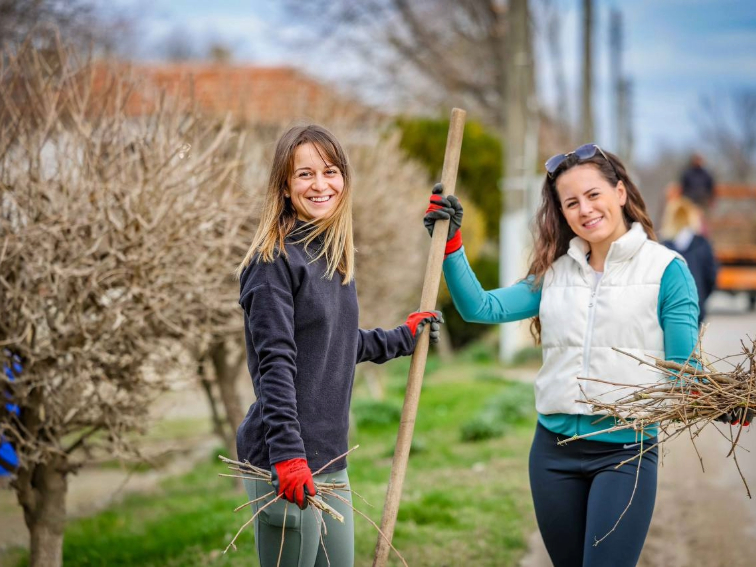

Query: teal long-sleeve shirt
[444,247,700,443]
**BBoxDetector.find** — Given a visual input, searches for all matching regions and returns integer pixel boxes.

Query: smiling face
[287,142,344,222]
[555,164,628,247]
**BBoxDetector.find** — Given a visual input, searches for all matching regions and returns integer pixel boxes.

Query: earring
[284,193,290,198]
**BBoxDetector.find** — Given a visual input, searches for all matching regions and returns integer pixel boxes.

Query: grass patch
[352,399,402,428]
[461,416,505,442]
[397,490,459,527]
[461,381,535,442]
[6,349,538,567]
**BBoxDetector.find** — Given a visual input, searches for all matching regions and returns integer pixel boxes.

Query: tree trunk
[361,363,385,401]
[16,457,68,567]
[210,340,246,461]
[197,357,227,441]
[434,323,453,364]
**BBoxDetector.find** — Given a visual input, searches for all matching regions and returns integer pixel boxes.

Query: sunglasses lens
[574,144,599,160]
[545,154,566,174]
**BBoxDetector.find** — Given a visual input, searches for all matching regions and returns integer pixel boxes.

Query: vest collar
[566,222,648,272]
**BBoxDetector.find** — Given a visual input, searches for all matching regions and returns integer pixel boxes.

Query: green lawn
[7,346,539,567]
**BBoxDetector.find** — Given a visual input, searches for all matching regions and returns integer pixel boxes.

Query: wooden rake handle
[372,108,466,567]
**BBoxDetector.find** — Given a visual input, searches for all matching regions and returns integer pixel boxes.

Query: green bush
[473,370,503,382]
[511,345,543,367]
[396,116,505,350]
[459,336,498,364]
[383,437,428,458]
[351,399,402,428]
[460,416,505,442]
[460,381,535,442]
[397,490,459,527]
[439,255,501,349]
[486,382,535,424]
[396,116,503,237]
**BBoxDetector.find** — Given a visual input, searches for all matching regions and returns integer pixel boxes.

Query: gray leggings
[243,468,354,567]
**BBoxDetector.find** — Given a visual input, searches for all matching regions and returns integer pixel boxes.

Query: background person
[680,152,715,209]
[661,196,719,325]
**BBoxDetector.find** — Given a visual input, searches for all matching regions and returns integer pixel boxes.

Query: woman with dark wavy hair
[423,145,721,566]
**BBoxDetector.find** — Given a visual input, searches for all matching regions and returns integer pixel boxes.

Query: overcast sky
[104,0,756,166]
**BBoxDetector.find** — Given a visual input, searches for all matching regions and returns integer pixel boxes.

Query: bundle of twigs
[219,445,408,567]
[563,334,756,496]
[554,334,756,546]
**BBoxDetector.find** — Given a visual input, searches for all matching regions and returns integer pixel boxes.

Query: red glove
[405,310,444,343]
[423,183,464,258]
[271,458,316,509]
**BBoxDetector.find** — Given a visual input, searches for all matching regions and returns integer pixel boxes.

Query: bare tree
[280,0,569,134]
[280,0,507,125]
[542,0,571,134]
[0,38,250,566]
[697,90,756,183]
[349,128,431,327]
[0,0,135,55]
[208,43,233,63]
[161,25,200,61]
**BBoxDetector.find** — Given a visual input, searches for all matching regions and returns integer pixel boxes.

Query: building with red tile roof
[91,61,375,125]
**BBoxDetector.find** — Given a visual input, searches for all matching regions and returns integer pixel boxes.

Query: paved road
[521,292,756,567]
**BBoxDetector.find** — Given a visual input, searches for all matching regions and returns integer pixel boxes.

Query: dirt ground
[520,293,756,567]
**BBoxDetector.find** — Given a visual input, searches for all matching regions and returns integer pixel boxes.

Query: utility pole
[499,0,537,363]
[621,78,634,163]
[609,8,633,163]
[580,0,594,142]
[610,9,622,155]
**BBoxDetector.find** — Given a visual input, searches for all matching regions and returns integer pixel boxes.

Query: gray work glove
[405,310,444,344]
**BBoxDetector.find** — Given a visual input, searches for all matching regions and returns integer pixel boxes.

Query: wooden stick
[372,107,466,567]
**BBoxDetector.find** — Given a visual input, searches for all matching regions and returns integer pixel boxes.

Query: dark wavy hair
[527,150,656,343]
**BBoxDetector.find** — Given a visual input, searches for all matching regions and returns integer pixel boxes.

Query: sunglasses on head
[545,143,616,178]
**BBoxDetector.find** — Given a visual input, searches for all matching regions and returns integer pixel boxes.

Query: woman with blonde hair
[236,124,442,567]
[423,144,723,566]
[661,196,718,325]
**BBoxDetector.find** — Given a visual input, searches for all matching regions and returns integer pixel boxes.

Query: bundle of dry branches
[218,446,408,567]
[564,333,756,495]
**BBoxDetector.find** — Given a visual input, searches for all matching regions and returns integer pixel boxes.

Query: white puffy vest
[535,222,678,415]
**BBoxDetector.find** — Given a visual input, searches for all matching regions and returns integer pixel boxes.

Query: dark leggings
[529,422,658,567]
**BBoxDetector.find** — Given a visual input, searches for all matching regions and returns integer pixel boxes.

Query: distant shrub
[460,416,505,442]
[460,381,535,442]
[487,382,535,424]
[462,340,497,364]
[384,437,428,458]
[474,370,504,382]
[397,490,459,527]
[396,116,503,236]
[352,400,402,428]
[511,345,543,367]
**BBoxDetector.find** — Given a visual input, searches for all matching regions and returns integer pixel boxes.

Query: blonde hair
[660,197,702,240]
[236,125,355,283]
